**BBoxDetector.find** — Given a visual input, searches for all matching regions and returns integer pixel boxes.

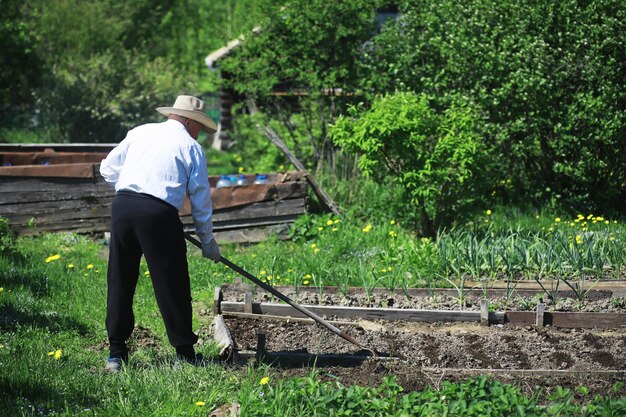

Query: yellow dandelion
[318,227,324,231]
[333,219,340,224]
[587,214,593,220]
[326,220,333,226]
[0,287,3,293]
[362,224,372,233]
[49,349,62,360]
[0,345,4,348]
[390,219,396,225]
[486,210,492,215]
[86,264,94,270]
[196,401,205,407]
[332,227,338,232]
[260,376,270,385]
[67,263,74,269]
[310,243,317,248]
[235,155,242,163]
[314,248,320,253]
[45,254,61,263]
[260,270,266,275]
[267,275,272,280]
[305,274,311,279]
[381,268,387,273]
[388,267,392,272]
[389,231,397,237]
[605,220,609,224]
[554,217,561,222]
[303,280,310,285]
[238,166,245,173]
[288,269,293,273]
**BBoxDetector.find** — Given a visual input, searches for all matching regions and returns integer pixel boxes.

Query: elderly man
[100,95,221,371]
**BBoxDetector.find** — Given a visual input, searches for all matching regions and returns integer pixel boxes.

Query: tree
[220,0,379,171]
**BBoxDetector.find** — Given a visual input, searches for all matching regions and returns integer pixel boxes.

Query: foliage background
[1,0,625,228]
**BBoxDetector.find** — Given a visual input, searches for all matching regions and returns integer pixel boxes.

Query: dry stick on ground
[245,97,342,216]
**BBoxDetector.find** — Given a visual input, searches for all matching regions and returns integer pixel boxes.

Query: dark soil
[217,314,626,398]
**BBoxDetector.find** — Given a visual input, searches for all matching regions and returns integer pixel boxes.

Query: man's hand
[201,238,221,262]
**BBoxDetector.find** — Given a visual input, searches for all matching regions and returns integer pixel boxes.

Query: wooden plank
[0,163,96,178]
[506,311,626,329]
[220,301,502,323]
[213,197,305,221]
[0,198,114,217]
[180,181,306,213]
[546,312,626,329]
[223,311,361,327]
[0,143,117,152]
[212,224,291,243]
[0,176,107,195]
[0,151,108,165]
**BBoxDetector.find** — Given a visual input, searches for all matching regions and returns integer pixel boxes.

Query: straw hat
[156,95,217,134]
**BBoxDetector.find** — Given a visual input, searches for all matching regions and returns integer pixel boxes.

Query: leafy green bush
[332,92,489,235]
[361,0,626,215]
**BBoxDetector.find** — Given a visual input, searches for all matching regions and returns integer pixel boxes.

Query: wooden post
[536,303,545,327]
[480,299,489,326]
[244,291,253,314]
[213,287,223,316]
[256,333,266,363]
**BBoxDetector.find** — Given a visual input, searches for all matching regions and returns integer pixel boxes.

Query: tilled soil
[215,284,626,397]
[225,318,626,371]
[219,316,626,398]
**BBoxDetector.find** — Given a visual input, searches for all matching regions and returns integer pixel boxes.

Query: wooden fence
[0,145,308,243]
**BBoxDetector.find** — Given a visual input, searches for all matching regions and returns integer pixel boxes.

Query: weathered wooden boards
[217,285,626,329]
[0,157,309,242]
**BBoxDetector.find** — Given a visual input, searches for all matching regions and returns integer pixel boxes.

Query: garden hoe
[184,233,377,357]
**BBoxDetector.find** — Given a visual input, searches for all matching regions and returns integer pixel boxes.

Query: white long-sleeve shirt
[100,119,214,243]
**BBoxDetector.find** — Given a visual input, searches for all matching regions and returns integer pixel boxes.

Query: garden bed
[206,282,626,397]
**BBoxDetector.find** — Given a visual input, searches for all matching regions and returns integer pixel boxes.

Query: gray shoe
[105,356,124,372]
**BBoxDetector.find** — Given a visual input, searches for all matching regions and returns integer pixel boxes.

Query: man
[100,95,221,372]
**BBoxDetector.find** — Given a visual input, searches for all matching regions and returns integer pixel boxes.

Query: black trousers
[106,190,198,358]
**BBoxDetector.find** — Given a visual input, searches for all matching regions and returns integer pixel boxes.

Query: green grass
[1,217,626,415]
